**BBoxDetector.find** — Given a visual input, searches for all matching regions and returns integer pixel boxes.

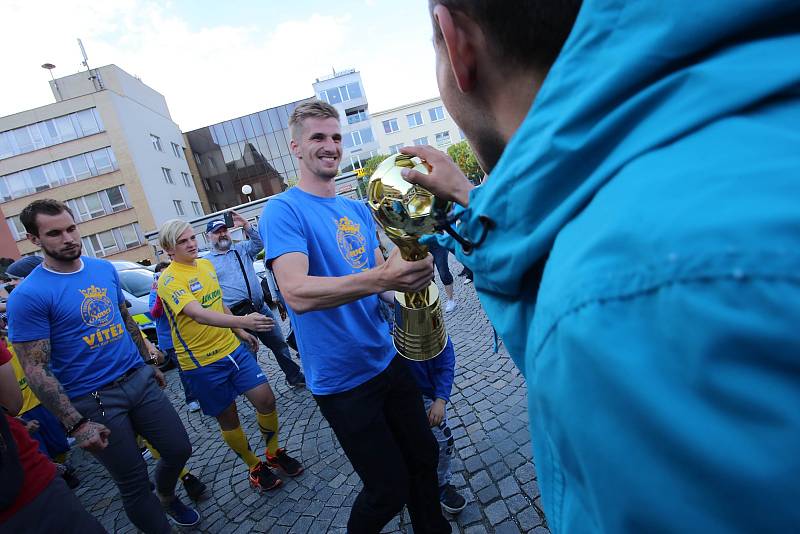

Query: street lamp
[241,184,253,203]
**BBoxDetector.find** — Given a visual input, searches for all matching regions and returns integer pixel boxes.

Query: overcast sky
[1,0,441,131]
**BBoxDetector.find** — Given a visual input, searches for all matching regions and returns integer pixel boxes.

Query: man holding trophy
[261,101,451,534]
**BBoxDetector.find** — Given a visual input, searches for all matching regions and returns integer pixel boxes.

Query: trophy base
[393,283,447,361]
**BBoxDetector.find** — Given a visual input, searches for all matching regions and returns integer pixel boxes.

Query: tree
[447,141,483,184]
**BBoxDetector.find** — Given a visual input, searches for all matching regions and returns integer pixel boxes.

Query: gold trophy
[367,154,450,361]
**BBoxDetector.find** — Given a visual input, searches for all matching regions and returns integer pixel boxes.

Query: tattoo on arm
[119,303,149,360]
[14,339,82,427]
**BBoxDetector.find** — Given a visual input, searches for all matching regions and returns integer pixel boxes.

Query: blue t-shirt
[7,257,143,399]
[148,284,173,350]
[261,187,395,395]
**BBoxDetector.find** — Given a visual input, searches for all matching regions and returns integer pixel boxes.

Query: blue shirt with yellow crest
[262,187,395,395]
[7,257,142,398]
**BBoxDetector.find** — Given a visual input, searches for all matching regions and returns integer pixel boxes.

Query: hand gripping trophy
[367,154,451,361]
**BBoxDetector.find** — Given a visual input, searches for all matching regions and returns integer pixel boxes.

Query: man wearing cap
[203,211,305,388]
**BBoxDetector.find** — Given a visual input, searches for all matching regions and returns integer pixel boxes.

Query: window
[118,224,142,249]
[435,130,451,147]
[75,193,105,221]
[413,137,428,146]
[388,144,404,155]
[215,180,224,192]
[173,200,185,215]
[203,178,211,191]
[0,108,103,161]
[151,134,163,152]
[407,112,424,128]
[0,147,118,201]
[106,185,127,212]
[6,216,26,241]
[319,82,363,106]
[162,167,174,184]
[181,172,191,187]
[89,230,119,257]
[171,142,184,159]
[346,108,368,125]
[429,106,445,122]
[193,152,201,166]
[383,119,399,134]
[191,201,202,216]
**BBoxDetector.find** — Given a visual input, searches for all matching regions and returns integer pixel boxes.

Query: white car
[111,261,158,345]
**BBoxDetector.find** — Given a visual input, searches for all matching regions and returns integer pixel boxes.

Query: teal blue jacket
[450,1,800,531]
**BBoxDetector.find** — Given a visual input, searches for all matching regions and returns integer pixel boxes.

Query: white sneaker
[444,300,456,313]
[187,401,201,413]
[463,278,472,285]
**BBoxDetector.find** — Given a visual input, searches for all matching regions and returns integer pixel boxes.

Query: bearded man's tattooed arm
[119,302,150,361]
[14,338,83,428]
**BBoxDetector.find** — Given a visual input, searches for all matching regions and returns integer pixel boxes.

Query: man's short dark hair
[19,199,74,237]
[430,0,582,72]
[289,100,340,141]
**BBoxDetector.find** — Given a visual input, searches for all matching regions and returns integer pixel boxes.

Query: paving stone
[517,506,544,531]
[485,500,510,525]
[495,520,523,534]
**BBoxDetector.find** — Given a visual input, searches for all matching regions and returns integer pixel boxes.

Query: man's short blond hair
[159,219,192,251]
[289,100,340,142]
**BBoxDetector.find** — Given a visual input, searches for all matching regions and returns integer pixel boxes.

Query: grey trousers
[0,476,106,534]
[253,304,303,383]
[72,365,192,534]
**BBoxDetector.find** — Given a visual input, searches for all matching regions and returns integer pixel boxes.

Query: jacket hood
[457,0,800,297]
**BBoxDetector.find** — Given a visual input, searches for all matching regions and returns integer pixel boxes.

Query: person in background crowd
[148,261,200,411]
[8,199,199,532]
[405,337,466,514]
[203,212,305,388]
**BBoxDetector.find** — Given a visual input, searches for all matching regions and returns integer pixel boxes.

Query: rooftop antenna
[77,38,104,91]
[78,38,90,70]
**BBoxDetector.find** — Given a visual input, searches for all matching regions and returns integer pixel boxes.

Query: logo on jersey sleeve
[335,216,368,270]
[80,285,125,349]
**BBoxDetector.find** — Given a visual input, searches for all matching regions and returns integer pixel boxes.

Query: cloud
[0,0,440,130]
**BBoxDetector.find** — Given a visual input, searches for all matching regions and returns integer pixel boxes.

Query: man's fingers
[400,168,429,186]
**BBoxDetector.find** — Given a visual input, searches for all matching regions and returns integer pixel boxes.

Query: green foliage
[447,141,483,184]
[358,154,390,197]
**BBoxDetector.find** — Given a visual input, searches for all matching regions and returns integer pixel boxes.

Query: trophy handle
[384,230,431,308]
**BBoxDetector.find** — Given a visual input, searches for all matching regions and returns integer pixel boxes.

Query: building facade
[370,96,465,157]
[183,98,313,212]
[313,69,380,172]
[0,64,203,261]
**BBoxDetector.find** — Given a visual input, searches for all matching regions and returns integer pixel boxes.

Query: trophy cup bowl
[367,153,450,361]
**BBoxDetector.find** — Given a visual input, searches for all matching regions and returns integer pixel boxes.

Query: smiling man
[7,199,198,532]
[260,101,450,533]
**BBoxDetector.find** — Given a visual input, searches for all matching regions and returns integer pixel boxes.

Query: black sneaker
[181,473,207,501]
[61,464,80,489]
[248,462,282,492]
[440,484,466,514]
[163,496,201,527]
[266,448,304,477]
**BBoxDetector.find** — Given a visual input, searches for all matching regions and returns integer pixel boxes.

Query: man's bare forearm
[281,269,384,314]
[119,304,149,360]
[15,339,82,427]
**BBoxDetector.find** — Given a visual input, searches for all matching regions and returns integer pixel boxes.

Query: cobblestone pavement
[72,259,547,533]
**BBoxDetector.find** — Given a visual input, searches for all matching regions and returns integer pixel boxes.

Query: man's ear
[290,138,301,159]
[433,4,478,93]
[26,233,40,247]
